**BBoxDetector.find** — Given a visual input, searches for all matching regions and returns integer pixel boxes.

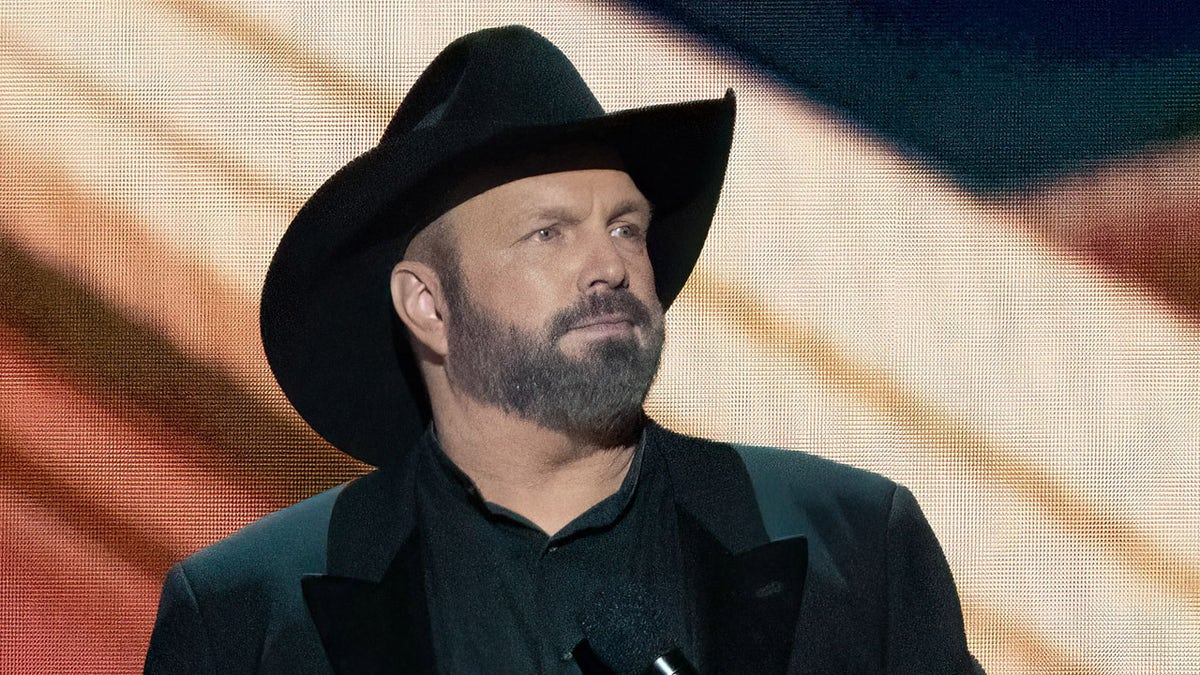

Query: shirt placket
[535,534,588,674]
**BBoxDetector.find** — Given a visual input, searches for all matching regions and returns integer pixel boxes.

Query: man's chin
[561,406,647,448]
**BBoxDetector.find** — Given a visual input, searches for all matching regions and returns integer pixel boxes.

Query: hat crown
[382,26,605,142]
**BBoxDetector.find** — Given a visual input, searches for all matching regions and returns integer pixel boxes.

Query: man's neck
[430,403,639,537]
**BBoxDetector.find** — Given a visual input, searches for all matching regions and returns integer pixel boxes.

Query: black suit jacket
[145,421,981,673]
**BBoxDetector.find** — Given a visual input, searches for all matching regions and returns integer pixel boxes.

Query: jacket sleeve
[144,563,216,675]
[884,485,985,674]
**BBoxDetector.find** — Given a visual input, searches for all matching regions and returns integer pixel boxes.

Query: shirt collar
[417,424,648,540]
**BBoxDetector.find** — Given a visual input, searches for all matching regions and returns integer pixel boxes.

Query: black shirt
[413,427,694,674]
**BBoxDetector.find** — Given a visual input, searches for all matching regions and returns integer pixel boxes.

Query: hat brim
[261,92,736,466]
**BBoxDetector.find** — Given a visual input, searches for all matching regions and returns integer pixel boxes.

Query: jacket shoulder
[732,442,897,501]
[147,486,345,673]
[730,442,897,541]
[646,421,897,543]
[179,484,343,595]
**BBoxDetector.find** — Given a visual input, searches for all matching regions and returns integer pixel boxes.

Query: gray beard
[442,272,665,447]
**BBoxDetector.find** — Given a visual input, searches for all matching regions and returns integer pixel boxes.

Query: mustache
[546,291,656,341]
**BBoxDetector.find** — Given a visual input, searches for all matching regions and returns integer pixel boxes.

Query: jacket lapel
[651,422,808,673]
[302,452,436,673]
[301,422,807,673]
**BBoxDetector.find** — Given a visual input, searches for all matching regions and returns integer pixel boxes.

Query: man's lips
[568,314,635,331]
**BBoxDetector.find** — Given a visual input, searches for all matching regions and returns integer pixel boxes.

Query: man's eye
[531,227,558,241]
[611,224,645,239]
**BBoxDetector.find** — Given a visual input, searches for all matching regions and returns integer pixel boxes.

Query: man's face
[436,169,665,444]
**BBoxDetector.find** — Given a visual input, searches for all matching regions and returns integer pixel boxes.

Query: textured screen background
[2,1,1198,673]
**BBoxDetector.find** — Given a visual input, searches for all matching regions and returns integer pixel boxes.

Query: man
[145,25,981,673]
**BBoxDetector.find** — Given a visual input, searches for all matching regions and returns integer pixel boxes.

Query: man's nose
[577,231,629,293]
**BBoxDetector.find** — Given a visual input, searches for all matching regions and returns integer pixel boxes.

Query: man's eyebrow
[528,206,578,223]
[525,199,653,224]
[609,198,653,221]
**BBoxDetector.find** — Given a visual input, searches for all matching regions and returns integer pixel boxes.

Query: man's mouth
[569,314,635,331]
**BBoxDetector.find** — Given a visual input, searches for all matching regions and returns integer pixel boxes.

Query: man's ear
[390,260,449,358]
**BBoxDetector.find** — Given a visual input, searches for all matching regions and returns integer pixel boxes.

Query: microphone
[573,641,696,675]
[574,581,697,675]
[646,647,696,675]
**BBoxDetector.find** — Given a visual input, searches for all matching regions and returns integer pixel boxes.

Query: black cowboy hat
[260,25,735,466]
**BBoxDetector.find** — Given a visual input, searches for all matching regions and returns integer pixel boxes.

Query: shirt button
[547,545,559,553]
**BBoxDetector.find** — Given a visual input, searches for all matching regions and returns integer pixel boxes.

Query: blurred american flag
[1,1,1197,672]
